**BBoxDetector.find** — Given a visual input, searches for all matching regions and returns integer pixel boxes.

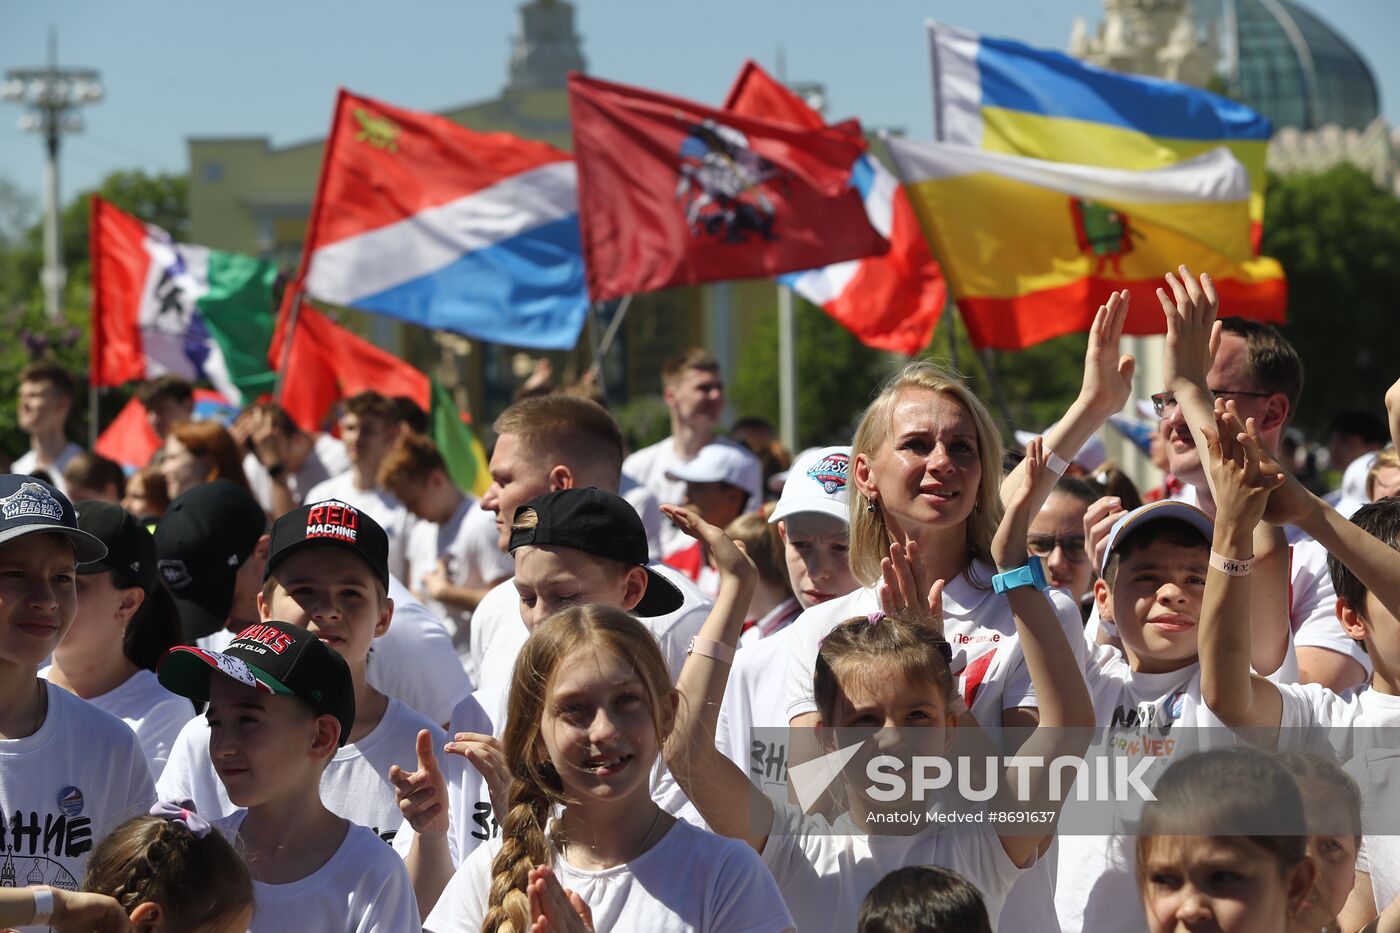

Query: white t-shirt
[782,566,1091,742]
[619,473,665,561]
[718,626,798,807]
[424,817,793,933]
[13,442,84,496]
[243,433,350,514]
[0,681,155,927]
[1276,683,1400,921]
[303,472,416,583]
[471,563,713,690]
[214,810,419,933]
[159,697,445,844]
[370,576,473,725]
[40,668,193,781]
[1055,649,1236,933]
[406,496,514,674]
[622,436,762,556]
[762,801,1021,933]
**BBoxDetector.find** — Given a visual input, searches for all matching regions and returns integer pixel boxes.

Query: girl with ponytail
[424,520,793,932]
[83,799,253,931]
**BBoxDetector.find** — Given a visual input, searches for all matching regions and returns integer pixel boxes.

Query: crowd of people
[2,266,1400,932]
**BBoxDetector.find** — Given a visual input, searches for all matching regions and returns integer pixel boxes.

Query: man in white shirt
[381,434,513,671]
[239,402,350,518]
[1156,312,1367,691]
[13,361,84,495]
[660,443,762,597]
[305,391,416,581]
[621,347,761,556]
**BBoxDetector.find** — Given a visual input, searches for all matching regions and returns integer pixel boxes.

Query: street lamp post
[1,31,103,321]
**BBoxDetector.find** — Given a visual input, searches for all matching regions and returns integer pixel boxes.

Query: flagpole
[595,293,633,359]
[777,284,798,454]
[272,285,305,404]
[88,383,98,449]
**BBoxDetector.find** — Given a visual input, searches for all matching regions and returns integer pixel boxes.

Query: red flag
[270,285,430,433]
[725,62,947,357]
[722,61,827,130]
[94,396,162,471]
[90,197,151,387]
[568,72,887,302]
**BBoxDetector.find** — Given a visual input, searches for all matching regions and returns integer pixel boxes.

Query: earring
[866,498,877,514]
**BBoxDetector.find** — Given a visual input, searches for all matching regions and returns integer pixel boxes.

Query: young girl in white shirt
[423,597,794,931]
[665,440,1095,932]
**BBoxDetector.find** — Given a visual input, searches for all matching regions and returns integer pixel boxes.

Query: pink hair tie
[866,611,885,625]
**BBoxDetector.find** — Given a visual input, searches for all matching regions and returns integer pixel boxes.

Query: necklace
[563,805,665,865]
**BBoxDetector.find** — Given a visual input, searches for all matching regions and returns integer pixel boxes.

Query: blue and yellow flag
[928,21,1271,244]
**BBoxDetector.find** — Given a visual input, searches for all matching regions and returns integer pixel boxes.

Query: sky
[2,0,1398,225]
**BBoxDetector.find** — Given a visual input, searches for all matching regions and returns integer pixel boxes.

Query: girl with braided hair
[423,512,793,932]
[82,799,252,931]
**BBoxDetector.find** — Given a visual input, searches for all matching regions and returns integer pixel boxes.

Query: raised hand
[388,728,449,838]
[993,436,1044,572]
[1202,400,1284,533]
[446,730,509,818]
[878,538,947,636]
[1386,374,1400,451]
[1159,264,1222,394]
[528,865,595,933]
[660,504,756,588]
[1084,495,1127,573]
[1079,289,1137,416]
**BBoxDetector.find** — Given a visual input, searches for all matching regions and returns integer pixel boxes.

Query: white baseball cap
[665,442,763,509]
[769,445,852,525]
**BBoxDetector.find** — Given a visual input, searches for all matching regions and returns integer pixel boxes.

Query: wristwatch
[991,556,1049,594]
[265,462,287,479]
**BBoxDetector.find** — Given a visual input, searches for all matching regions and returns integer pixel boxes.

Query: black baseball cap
[0,475,105,563]
[155,480,267,640]
[158,619,355,746]
[75,501,158,592]
[509,487,683,617]
[265,499,390,590]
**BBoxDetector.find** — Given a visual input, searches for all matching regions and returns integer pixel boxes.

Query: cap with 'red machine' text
[158,619,355,746]
[265,499,389,590]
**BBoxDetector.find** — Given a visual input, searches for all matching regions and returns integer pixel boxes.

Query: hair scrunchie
[150,798,212,839]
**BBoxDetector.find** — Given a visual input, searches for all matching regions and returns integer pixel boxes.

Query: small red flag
[270,285,430,433]
[568,72,887,302]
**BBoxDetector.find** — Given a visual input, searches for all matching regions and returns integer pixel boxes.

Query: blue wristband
[991,556,1049,594]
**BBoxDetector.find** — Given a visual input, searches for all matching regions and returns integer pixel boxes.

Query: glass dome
[1198,0,1380,131]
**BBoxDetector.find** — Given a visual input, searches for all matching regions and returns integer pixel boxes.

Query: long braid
[481,772,556,933]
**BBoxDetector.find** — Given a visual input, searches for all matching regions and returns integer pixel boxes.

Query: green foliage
[0,170,189,458]
[1262,165,1400,434]
[728,295,893,450]
[612,395,672,454]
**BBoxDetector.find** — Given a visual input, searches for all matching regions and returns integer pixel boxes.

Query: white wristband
[31,886,55,925]
[1210,550,1254,576]
[1046,450,1071,477]
[687,637,735,664]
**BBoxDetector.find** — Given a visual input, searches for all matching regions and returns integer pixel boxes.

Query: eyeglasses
[1026,533,1089,563]
[1149,389,1273,418]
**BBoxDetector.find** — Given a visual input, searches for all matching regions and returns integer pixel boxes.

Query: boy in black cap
[43,501,191,779]
[0,476,156,924]
[158,500,444,848]
[158,619,419,931]
[390,487,709,914]
[153,479,268,645]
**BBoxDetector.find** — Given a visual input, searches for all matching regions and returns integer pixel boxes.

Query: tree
[0,170,189,459]
[1262,165,1400,435]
